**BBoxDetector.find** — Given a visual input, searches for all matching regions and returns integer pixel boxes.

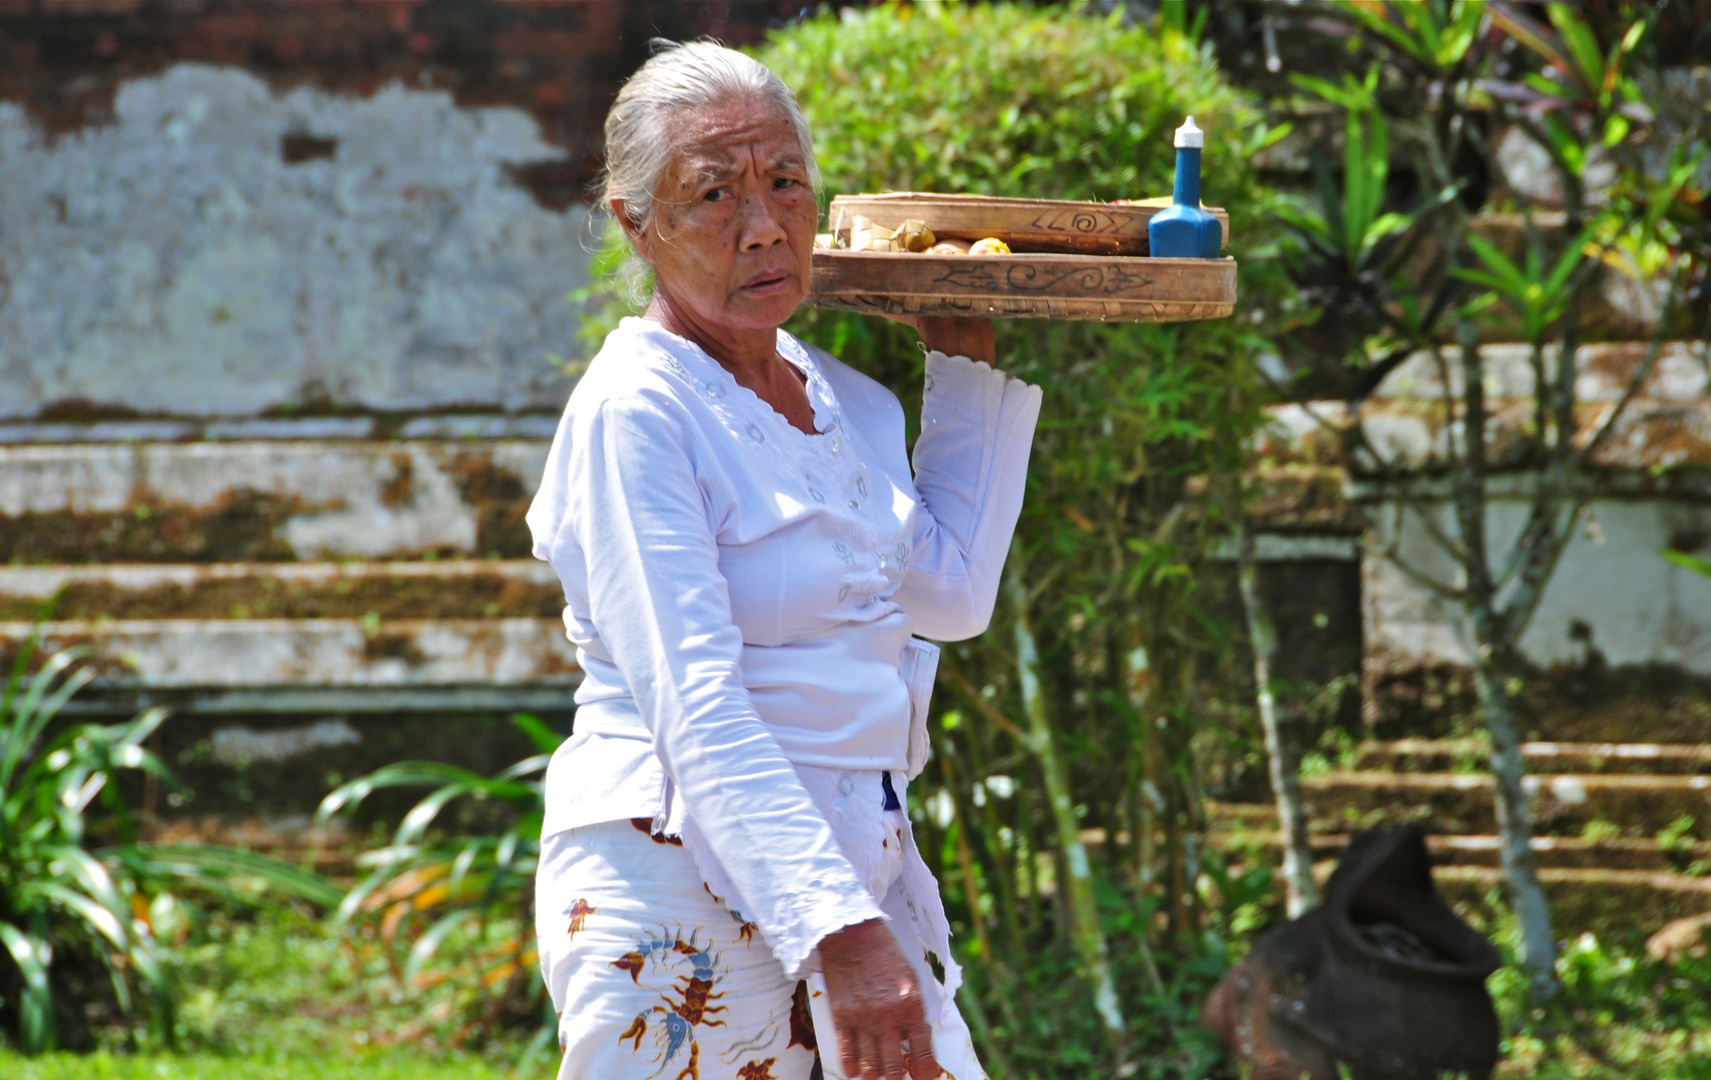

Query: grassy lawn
[4,907,1711,1077]
[0,912,554,1079]
[0,1049,521,1080]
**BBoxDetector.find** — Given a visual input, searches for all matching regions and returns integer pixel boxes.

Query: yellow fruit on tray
[968,237,1011,255]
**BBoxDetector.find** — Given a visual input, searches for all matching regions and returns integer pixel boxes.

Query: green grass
[0,910,552,1078]
[6,897,1711,1077]
[1484,920,1711,1079]
[0,1048,519,1080]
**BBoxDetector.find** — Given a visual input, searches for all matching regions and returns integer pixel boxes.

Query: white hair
[600,39,819,235]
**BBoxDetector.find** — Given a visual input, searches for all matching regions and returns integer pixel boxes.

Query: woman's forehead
[667,99,804,177]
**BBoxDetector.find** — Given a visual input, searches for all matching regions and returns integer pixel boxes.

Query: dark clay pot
[1203,825,1502,1080]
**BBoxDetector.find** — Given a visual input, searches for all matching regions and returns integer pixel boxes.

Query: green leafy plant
[0,637,335,1055]
[0,643,175,1053]
[315,713,561,1051]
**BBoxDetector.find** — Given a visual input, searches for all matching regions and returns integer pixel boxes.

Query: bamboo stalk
[1004,559,1125,1044]
[1233,516,1320,917]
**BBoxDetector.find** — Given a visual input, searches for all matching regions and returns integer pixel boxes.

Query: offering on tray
[806,197,1235,322]
[804,116,1236,323]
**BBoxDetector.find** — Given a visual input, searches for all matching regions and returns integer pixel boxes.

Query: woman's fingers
[875,1025,909,1079]
[819,919,939,1079]
[840,1022,900,1080]
[904,1011,939,1080]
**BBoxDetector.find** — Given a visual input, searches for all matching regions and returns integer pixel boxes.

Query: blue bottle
[1147,116,1222,259]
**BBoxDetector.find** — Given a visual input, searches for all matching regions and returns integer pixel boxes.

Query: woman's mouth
[740,270,791,295]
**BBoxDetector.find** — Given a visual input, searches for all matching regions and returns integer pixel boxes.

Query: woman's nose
[737,193,788,251]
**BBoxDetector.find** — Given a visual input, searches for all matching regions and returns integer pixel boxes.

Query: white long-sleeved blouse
[526,316,1041,978]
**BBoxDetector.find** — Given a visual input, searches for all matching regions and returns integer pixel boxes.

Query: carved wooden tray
[808,192,1236,321]
[827,192,1229,256]
[805,251,1237,323]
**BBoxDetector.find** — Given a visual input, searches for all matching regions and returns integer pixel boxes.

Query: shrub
[315,713,561,1052]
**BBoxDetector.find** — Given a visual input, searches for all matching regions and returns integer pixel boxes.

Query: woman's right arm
[555,394,884,977]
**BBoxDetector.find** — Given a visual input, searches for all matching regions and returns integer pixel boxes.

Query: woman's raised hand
[817,918,939,1080]
[880,314,997,368]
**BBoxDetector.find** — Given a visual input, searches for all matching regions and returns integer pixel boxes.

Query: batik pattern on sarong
[537,819,821,1080]
[537,777,984,1080]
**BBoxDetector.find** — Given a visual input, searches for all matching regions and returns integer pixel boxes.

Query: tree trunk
[1004,562,1126,1046]
[1451,320,1559,998]
[1471,640,1559,998]
[1234,520,1321,917]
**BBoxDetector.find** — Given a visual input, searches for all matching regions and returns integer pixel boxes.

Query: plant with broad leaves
[0,635,336,1054]
[0,643,172,1054]
[315,713,562,1050]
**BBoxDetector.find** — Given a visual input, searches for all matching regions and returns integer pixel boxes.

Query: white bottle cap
[1174,116,1204,149]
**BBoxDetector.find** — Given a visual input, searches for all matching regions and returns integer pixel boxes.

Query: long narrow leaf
[396,783,478,847]
[1662,549,1711,579]
[1489,3,1574,78]
[495,753,551,782]
[511,713,566,755]
[0,923,56,1054]
[404,908,478,987]
[1345,3,1435,69]
[318,761,507,821]
[37,883,129,951]
[1463,232,1533,296]
[1547,3,1604,96]
[43,843,128,921]
[119,844,344,909]
[2,651,92,792]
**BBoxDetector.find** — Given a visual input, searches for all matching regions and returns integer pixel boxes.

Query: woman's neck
[644,290,814,434]
[644,291,779,385]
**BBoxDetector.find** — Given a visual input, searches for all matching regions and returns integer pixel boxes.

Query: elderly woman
[528,41,1040,1080]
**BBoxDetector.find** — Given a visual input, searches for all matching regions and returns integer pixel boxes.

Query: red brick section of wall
[0,0,816,206]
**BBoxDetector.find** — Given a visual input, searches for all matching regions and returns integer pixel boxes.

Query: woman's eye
[703,187,730,203]
[774,177,800,191]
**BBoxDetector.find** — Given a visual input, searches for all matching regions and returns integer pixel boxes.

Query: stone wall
[0,0,808,420]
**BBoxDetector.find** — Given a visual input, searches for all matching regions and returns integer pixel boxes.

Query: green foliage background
[754,6,1298,1076]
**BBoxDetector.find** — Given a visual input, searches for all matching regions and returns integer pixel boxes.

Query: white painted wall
[1365,496,1711,675]
[0,64,595,420]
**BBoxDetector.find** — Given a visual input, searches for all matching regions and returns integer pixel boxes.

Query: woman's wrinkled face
[622,97,818,335]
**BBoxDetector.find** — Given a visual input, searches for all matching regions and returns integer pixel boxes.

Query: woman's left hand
[818,918,939,1080]
[882,314,996,368]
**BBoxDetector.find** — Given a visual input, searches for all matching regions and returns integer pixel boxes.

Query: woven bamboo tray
[806,193,1236,322]
[806,252,1236,322]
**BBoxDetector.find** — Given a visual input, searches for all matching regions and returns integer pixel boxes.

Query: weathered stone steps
[1351,737,1711,775]
[1213,830,1711,872]
[0,438,550,563]
[0,560,563,621]
[1300,770,1711,838]
[1,615,579,715]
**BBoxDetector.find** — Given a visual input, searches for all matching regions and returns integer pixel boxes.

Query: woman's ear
[610,198,654,263]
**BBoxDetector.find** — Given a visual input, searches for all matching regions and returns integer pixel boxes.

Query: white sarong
[535,771,985,1080]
